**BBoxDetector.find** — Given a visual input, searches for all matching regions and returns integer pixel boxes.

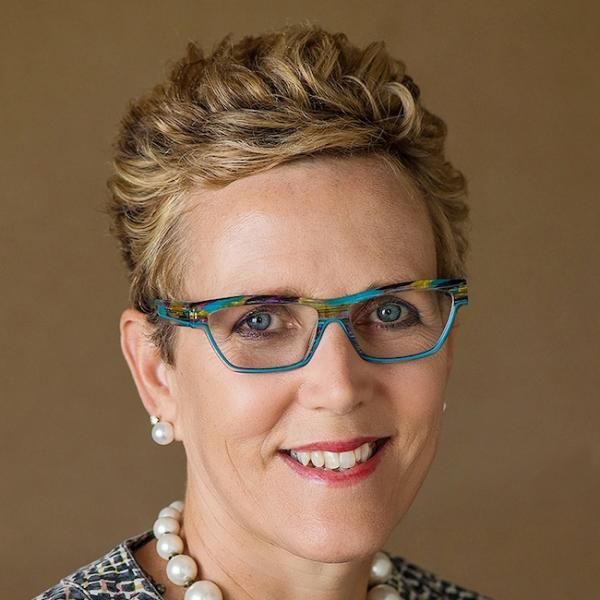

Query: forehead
[182,156,436,299]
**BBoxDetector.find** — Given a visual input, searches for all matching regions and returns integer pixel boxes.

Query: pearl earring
[442,402,448,414]
[150,415,174,445]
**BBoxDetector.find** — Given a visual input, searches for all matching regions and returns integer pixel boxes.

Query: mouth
[279,437,390,473]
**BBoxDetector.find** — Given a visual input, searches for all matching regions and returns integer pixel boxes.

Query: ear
[119,308,180,440]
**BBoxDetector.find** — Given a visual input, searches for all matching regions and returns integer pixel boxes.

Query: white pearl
[159,506,181,520]
[156,533,184,559]
[367,583,401,600]
[184,580,224,600]
[170,499,185,512]
[152,421,174,445]
[153,516,180,538]
[369,551,393,584]
[167,553,198,586]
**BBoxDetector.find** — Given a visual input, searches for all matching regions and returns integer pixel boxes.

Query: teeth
[360,443,371,463]
[339,450,356,469]
[311,450,325,467]
[289,441,377,471]
[297,451,311,466]
[323,451,340,469]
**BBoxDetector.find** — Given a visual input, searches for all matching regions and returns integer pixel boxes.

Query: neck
[180,482,375,600]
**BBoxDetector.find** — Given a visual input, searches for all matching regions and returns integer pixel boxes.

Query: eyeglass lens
[207,289,453,369]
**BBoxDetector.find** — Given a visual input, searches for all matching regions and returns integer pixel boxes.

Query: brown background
[2,1,598,598]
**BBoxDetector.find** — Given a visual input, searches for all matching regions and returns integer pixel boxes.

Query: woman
[35,24,490,600]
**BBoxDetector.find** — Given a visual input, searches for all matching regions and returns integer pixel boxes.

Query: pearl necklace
[152,500,401,600]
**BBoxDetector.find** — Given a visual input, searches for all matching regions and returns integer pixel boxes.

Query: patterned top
[32,529,492,599]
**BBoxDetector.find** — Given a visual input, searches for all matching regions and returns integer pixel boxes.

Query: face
[167,156,453,561]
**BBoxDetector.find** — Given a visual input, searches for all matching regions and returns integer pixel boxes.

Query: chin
[276,512,394,563]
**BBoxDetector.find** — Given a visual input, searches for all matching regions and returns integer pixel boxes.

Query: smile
[286,439,387,471]
[279,437,390,484]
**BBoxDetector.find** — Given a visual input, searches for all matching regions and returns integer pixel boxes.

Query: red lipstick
[285,436,382,452]
[279,437,390,487]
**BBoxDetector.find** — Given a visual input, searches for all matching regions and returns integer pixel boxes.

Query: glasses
[154,278,468,373]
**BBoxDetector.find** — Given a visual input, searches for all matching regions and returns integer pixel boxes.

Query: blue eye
[377,303,404,323]
[245,312,272,331]
[358,298,421,330]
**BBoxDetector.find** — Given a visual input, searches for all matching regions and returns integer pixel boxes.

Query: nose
[296,319,367,415]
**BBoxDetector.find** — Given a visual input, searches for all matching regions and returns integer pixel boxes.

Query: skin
[121,155,457,600]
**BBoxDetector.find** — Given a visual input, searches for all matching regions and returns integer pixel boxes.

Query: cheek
[395,346,449,411]
[386,351,449,465]
[174,354,295,530]
[174,349,288,459]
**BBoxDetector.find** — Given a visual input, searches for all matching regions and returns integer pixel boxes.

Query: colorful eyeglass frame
[154,278,468,374]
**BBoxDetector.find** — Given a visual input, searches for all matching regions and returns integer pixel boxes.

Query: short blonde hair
[107,24,469,364]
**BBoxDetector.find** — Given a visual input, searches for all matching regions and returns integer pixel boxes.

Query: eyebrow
[246,279,403,298]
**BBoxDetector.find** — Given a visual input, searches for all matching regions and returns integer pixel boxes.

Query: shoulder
[387,553,493,600]
[32,530,161,600]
